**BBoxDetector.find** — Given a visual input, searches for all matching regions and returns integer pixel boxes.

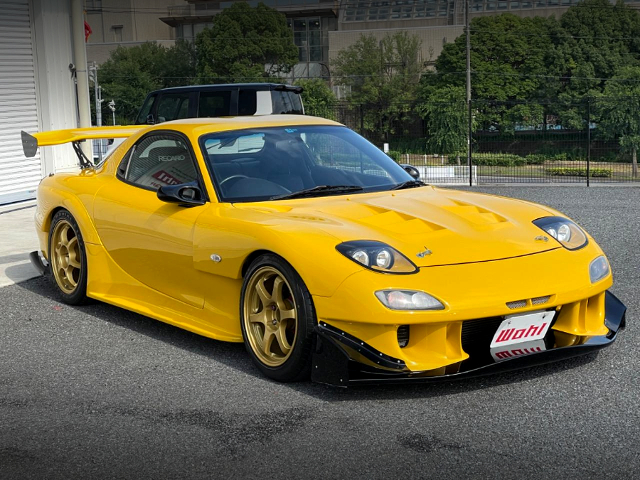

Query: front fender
[193,205,362,297]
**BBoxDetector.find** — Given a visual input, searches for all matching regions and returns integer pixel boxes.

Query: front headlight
[375,290,444,310]
[336,240,418,274]
[533,216,588,250]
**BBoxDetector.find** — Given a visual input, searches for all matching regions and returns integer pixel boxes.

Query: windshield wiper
[391,180,426,190]
[272,185,363,200]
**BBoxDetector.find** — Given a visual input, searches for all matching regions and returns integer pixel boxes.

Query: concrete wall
[86,0,183,64]
[32,0,79,174]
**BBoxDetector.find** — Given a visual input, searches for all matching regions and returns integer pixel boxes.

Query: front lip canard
[311,291,626,387]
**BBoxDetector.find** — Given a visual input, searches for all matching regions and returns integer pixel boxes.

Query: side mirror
[157,182,205,207]
[146,114,155,125]
[400,163,420,180]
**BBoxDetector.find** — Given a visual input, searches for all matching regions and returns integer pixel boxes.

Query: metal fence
[306,98,640,185]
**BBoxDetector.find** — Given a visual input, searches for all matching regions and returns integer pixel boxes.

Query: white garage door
[0,0,41,205]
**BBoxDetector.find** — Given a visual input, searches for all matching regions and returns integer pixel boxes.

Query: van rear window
[272,91,303,115]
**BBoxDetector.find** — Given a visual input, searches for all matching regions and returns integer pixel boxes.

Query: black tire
[48,210,89,305]
[240,254,316,382]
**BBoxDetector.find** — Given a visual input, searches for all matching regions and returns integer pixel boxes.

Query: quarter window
[120,135,198,191]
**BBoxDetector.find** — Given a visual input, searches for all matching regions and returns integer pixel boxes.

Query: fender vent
[397,325,410,348]
[507,295,552,309]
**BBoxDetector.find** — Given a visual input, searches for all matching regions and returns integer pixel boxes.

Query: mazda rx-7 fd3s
[22,116,626,386]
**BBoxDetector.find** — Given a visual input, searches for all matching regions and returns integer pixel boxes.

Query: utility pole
[71,0,92,161]
[465,0,472,186]
[90,62,103,162]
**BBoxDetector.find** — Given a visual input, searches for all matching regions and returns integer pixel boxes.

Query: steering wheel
[219,175,249,189]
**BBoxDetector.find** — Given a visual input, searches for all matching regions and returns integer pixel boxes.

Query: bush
[524,154,547,165]
[546,167,612,177]
[390,138,428,154]
[472,153,526,166]
[387,150,402,162]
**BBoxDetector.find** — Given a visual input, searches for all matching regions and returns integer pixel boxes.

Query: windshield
[200,126,413,202]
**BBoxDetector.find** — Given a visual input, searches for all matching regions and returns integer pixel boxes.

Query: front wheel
[240,254,316,382]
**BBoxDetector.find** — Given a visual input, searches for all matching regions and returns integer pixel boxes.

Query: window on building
[112,25,123,42]
[86,0,102,11]
[288,16,328,74]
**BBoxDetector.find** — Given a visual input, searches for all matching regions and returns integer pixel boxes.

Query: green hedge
[546,167,612,177]
[470,153,526,166]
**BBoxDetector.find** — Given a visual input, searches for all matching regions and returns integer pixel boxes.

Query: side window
[136,93,156,124]
[156,94,190,123]
[198,91,232,117]
[238,90,257,115]
[120,135,198,191]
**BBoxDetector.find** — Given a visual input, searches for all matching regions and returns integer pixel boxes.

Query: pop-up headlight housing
[533,216,588,250]
[336,240,418,274]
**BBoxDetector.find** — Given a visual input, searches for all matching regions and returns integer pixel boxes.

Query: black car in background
[135,83,304,125]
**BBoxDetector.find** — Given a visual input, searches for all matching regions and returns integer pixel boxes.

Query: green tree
[550,0,640,128]
[195,2,298,83]
[598,66,640,177]
[332,31,423,141]
[97,40,196,124]
[416,86,470,162]
[423,14,554,132]
[294,78,336,120]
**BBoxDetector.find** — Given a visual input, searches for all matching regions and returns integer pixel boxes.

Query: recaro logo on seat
[159,155,185,162]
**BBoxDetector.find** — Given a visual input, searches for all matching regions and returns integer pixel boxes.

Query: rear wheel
[48,210,88,305]
[240,254,316,382]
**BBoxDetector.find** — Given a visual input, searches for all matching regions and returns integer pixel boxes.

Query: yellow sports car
[22,116,626,386]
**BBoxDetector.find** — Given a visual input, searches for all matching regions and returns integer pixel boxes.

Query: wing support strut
[72,141,94,169]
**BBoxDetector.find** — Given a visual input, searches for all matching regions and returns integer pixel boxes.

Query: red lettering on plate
[494,346,543,360]
[152,170,181,186]
[512,328,526,340]
[525,324,539,338]
[494,351,513,359]
[495,328,514,343]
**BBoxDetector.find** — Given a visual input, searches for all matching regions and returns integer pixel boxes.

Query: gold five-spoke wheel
[243,266,298,367]
[51,220,82,294]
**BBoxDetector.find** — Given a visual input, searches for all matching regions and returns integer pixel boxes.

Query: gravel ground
[1,186,638,479]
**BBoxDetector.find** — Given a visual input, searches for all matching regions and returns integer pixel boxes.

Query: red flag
[84,20,92,42]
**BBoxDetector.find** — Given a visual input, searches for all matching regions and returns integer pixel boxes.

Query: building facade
[0,0,86,205]
[84,0,185,64]
[160,0,640,86]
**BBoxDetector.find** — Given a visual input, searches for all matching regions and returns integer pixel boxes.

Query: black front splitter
[311,290,627,387]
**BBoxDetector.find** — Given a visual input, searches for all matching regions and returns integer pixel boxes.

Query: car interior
[207,133,394,201]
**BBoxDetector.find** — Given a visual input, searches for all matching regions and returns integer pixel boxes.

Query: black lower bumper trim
[29,251,49,276]
[311,290,626,387]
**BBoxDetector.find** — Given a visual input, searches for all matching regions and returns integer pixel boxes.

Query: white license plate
[491,339,547,362]
[490,310,554,351]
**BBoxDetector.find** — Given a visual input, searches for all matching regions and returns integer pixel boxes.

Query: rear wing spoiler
[21,126,144,168]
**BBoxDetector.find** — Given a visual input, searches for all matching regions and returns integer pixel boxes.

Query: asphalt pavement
[1,186,638,479]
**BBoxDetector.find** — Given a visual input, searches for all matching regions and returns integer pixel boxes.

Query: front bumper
[311,290,626,387]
